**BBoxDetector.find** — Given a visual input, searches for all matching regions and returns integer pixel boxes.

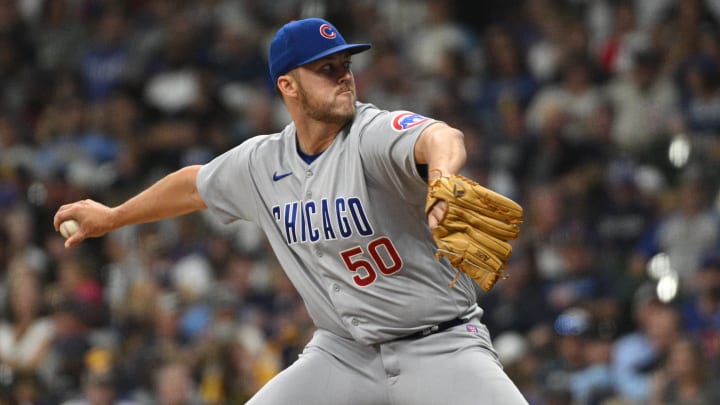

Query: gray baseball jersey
[197,102,482,345]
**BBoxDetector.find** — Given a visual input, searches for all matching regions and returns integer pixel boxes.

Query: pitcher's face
[294,51,357,125]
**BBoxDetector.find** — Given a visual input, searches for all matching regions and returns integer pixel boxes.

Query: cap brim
[297,43,371,68]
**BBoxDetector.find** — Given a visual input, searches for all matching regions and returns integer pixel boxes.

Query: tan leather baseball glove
[427,174,523,291]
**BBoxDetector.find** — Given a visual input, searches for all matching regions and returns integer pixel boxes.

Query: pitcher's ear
[277,73,297,98]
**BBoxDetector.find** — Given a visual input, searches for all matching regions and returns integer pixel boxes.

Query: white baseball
[59,219,80,239]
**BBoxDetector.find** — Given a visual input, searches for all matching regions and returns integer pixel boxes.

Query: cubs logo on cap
[319,23,337,39]
[392,112,431,132]
[269,18,371,84]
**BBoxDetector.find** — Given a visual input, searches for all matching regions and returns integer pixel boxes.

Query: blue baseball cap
[269,18,371,84]
[554,307,592,337]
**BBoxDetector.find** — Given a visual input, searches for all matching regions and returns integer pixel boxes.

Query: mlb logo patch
[391,112,431,131]
[466,324,480,334]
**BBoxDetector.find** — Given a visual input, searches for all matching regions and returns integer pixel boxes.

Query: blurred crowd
[0,0,719,404]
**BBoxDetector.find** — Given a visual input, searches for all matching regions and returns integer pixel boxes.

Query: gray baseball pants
[246,317,529,405]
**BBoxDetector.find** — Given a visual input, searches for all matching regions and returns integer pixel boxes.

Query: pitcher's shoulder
[355,102,387,119]
[237,125,292,153]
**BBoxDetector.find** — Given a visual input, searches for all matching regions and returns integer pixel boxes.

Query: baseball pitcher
[54,18,527,405]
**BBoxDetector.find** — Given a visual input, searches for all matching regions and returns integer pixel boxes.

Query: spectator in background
[33,95,89,178]
[634,173,720,291]
[45,255,107,329]
[148,360,203,405]
[522,0,569,83]
[521,183,567,281]
[593,159,656,273]
[538,307,595,405]
[0,112,35,185]
[570,325,616,405]
[194,319,280,404]
[678,255,720,372]
[3,205,48,277]
[595,1,649,75]
[61,347,139,405]
[62,371,134,405]
[606,48,680,155]
[525,55,603,142]
[406,0,472,79]
[541,306,616,405]
[8,371,48,405]
[478,254,551,336]
[141,11,203,119]
[695,21,720,61]
[593,162,659,335]
[543,225,617,322]
[99,88,145,194]
[78,5,131,103]
[0,267,53,378]
[116,291,193,397]
[653,0,719,77]
[259,262,315,370]
[208,20,268,86]
[361,43,424,114]
[0,0,38,116]
[475,25,537,142]
[677,55,720,136]
[43,295,93,402]
[32,93,120,190]
[518,77,608,198]
[31,0,87,75]
[611,289,682,404]
[649,337,720,405]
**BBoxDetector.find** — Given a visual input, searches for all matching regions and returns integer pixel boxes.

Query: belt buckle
[421,325,440,337]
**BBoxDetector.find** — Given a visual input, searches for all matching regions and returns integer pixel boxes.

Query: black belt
[394,317,469,341]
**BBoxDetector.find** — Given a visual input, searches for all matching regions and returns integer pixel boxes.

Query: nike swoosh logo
[273,171,292,181]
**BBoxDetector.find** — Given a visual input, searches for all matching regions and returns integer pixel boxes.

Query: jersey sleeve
[197,138,263,223]
[358,109,437,202]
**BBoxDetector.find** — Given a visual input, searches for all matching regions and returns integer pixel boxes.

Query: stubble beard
[297,84,356,126]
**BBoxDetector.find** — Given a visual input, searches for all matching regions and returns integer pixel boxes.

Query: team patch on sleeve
[391,111,431,132]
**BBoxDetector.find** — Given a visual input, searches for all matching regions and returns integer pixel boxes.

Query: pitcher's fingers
[54,203,81,230]
[64,231,85,249]
[427,201,447,228]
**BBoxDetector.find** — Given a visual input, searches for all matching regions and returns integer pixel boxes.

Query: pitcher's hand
[54,199,115,248]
